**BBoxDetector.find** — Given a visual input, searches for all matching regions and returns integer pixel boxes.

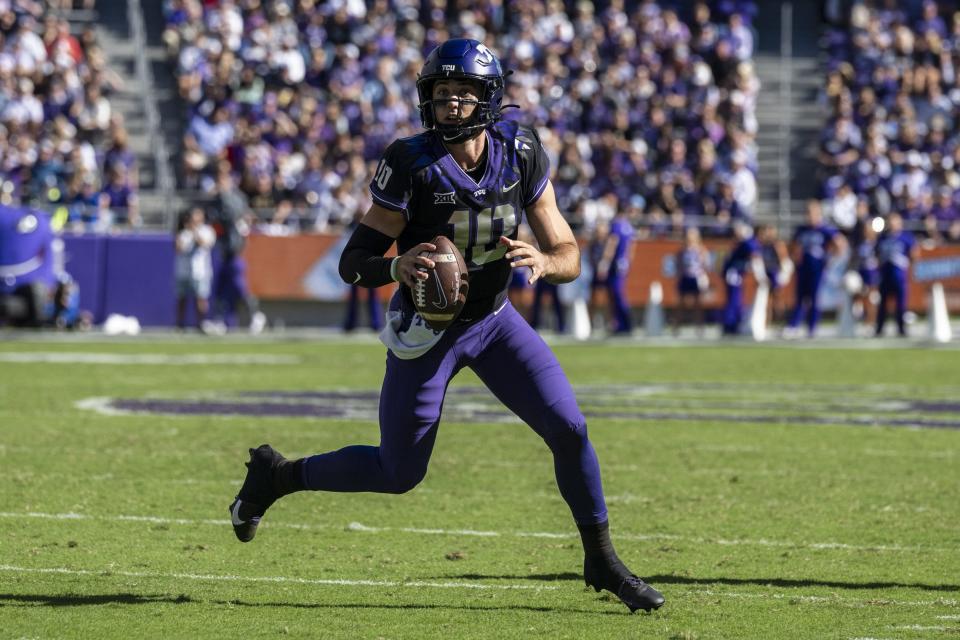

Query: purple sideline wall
[62,234,106,322]
[64,234,176,326]
[61,233,960,327]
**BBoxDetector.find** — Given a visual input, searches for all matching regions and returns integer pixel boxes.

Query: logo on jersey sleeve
[434,192,456,205]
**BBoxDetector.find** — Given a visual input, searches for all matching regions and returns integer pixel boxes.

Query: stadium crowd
[0,0,139,231]
[820,0,960,244]
[163,0,759,238]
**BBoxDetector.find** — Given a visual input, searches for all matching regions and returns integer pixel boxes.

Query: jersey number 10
[448,205,517,267]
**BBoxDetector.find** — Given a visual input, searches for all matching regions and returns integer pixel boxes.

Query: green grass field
[1,336,958,639]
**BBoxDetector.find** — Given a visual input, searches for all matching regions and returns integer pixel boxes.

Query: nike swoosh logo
[352,273,361,284]
[431,271,448,309]
[502,180,520,193]
[231,500,245,526]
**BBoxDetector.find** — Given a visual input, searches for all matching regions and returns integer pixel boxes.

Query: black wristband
[338,223,397,288]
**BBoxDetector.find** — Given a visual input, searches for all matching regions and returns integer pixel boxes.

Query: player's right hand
[395,242,437,287]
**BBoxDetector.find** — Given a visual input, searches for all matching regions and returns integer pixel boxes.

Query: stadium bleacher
[161,0,759,237]
[0,0,138,231]
[1,0,958,335]
[820,0,960,244]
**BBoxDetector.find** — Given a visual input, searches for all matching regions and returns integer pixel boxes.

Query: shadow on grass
[0,593,195,606]
[440,573,960,593]
[219,600,629,616]
[0,592,629,616]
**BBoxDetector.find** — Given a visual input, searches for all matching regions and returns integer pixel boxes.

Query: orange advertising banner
[245,234,960,312]
[245,234,398,301]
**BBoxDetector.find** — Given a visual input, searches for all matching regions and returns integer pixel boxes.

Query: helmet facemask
[417,74,504,144]
[416,39,507,143]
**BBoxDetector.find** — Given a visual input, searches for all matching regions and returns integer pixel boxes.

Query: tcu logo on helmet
[475,44,494,66]
[416,38,507,142]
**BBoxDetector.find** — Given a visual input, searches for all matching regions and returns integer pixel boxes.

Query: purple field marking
[102,385,960,431]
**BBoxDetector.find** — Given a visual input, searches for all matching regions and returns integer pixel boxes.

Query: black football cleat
[584,557,665,613]
[228,444,286,542]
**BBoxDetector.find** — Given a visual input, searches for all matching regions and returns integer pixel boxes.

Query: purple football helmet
[416,39,507,143]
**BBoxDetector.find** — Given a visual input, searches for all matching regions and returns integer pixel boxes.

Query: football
[412,235,469,330]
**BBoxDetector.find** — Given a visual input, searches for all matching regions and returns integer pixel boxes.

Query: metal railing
[779,1,793,228]
[127,0,174,205]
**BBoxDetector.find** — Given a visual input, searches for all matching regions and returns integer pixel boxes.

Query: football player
[720,220,766,335]
[874,212,917,337]
[594,207,636,335]
[785,200,843,338]
[228,39,664,613]
[674,226,710,336]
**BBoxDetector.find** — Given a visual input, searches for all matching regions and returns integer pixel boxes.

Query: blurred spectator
[182,103,233,187]
[208,168,266,334]
[175,206,215,331]
[99,165,140,227]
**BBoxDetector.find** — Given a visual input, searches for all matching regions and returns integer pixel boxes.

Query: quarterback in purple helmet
[229,39,664,613]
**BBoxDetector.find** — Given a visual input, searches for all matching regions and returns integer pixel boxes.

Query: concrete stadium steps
[753,0,825,223]
[83,1,152,178]
[91,0,184,225]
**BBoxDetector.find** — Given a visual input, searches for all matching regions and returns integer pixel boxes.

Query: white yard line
[0,511,953,554]
[690,589,959,608]
[0,565,555,591]
[0,353,299,365]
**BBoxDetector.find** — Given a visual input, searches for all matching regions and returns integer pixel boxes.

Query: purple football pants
[876,271,908,336]
[214,255,250,328]
[302,301,609,525]
[606,270,632,334]
[788,265,825,335]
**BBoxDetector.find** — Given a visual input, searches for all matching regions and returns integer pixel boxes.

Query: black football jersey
[370,121,550,318]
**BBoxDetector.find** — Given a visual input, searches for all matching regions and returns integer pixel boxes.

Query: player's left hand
[500,236,550,284]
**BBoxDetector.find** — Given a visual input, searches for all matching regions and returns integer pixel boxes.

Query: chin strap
[438,122,487,144]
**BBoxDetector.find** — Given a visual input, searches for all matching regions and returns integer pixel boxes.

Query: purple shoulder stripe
[524,176,549,207]
[371,190,406,212]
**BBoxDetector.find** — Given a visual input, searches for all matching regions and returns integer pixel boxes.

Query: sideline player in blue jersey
[786,200,841,337]
[227,39,664,613]
[721,220,765,335]
[674,226,709,336]
[852,221,880,328]
[757,224,793,328]
[595,208,636,334]
[874,212,917,337]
